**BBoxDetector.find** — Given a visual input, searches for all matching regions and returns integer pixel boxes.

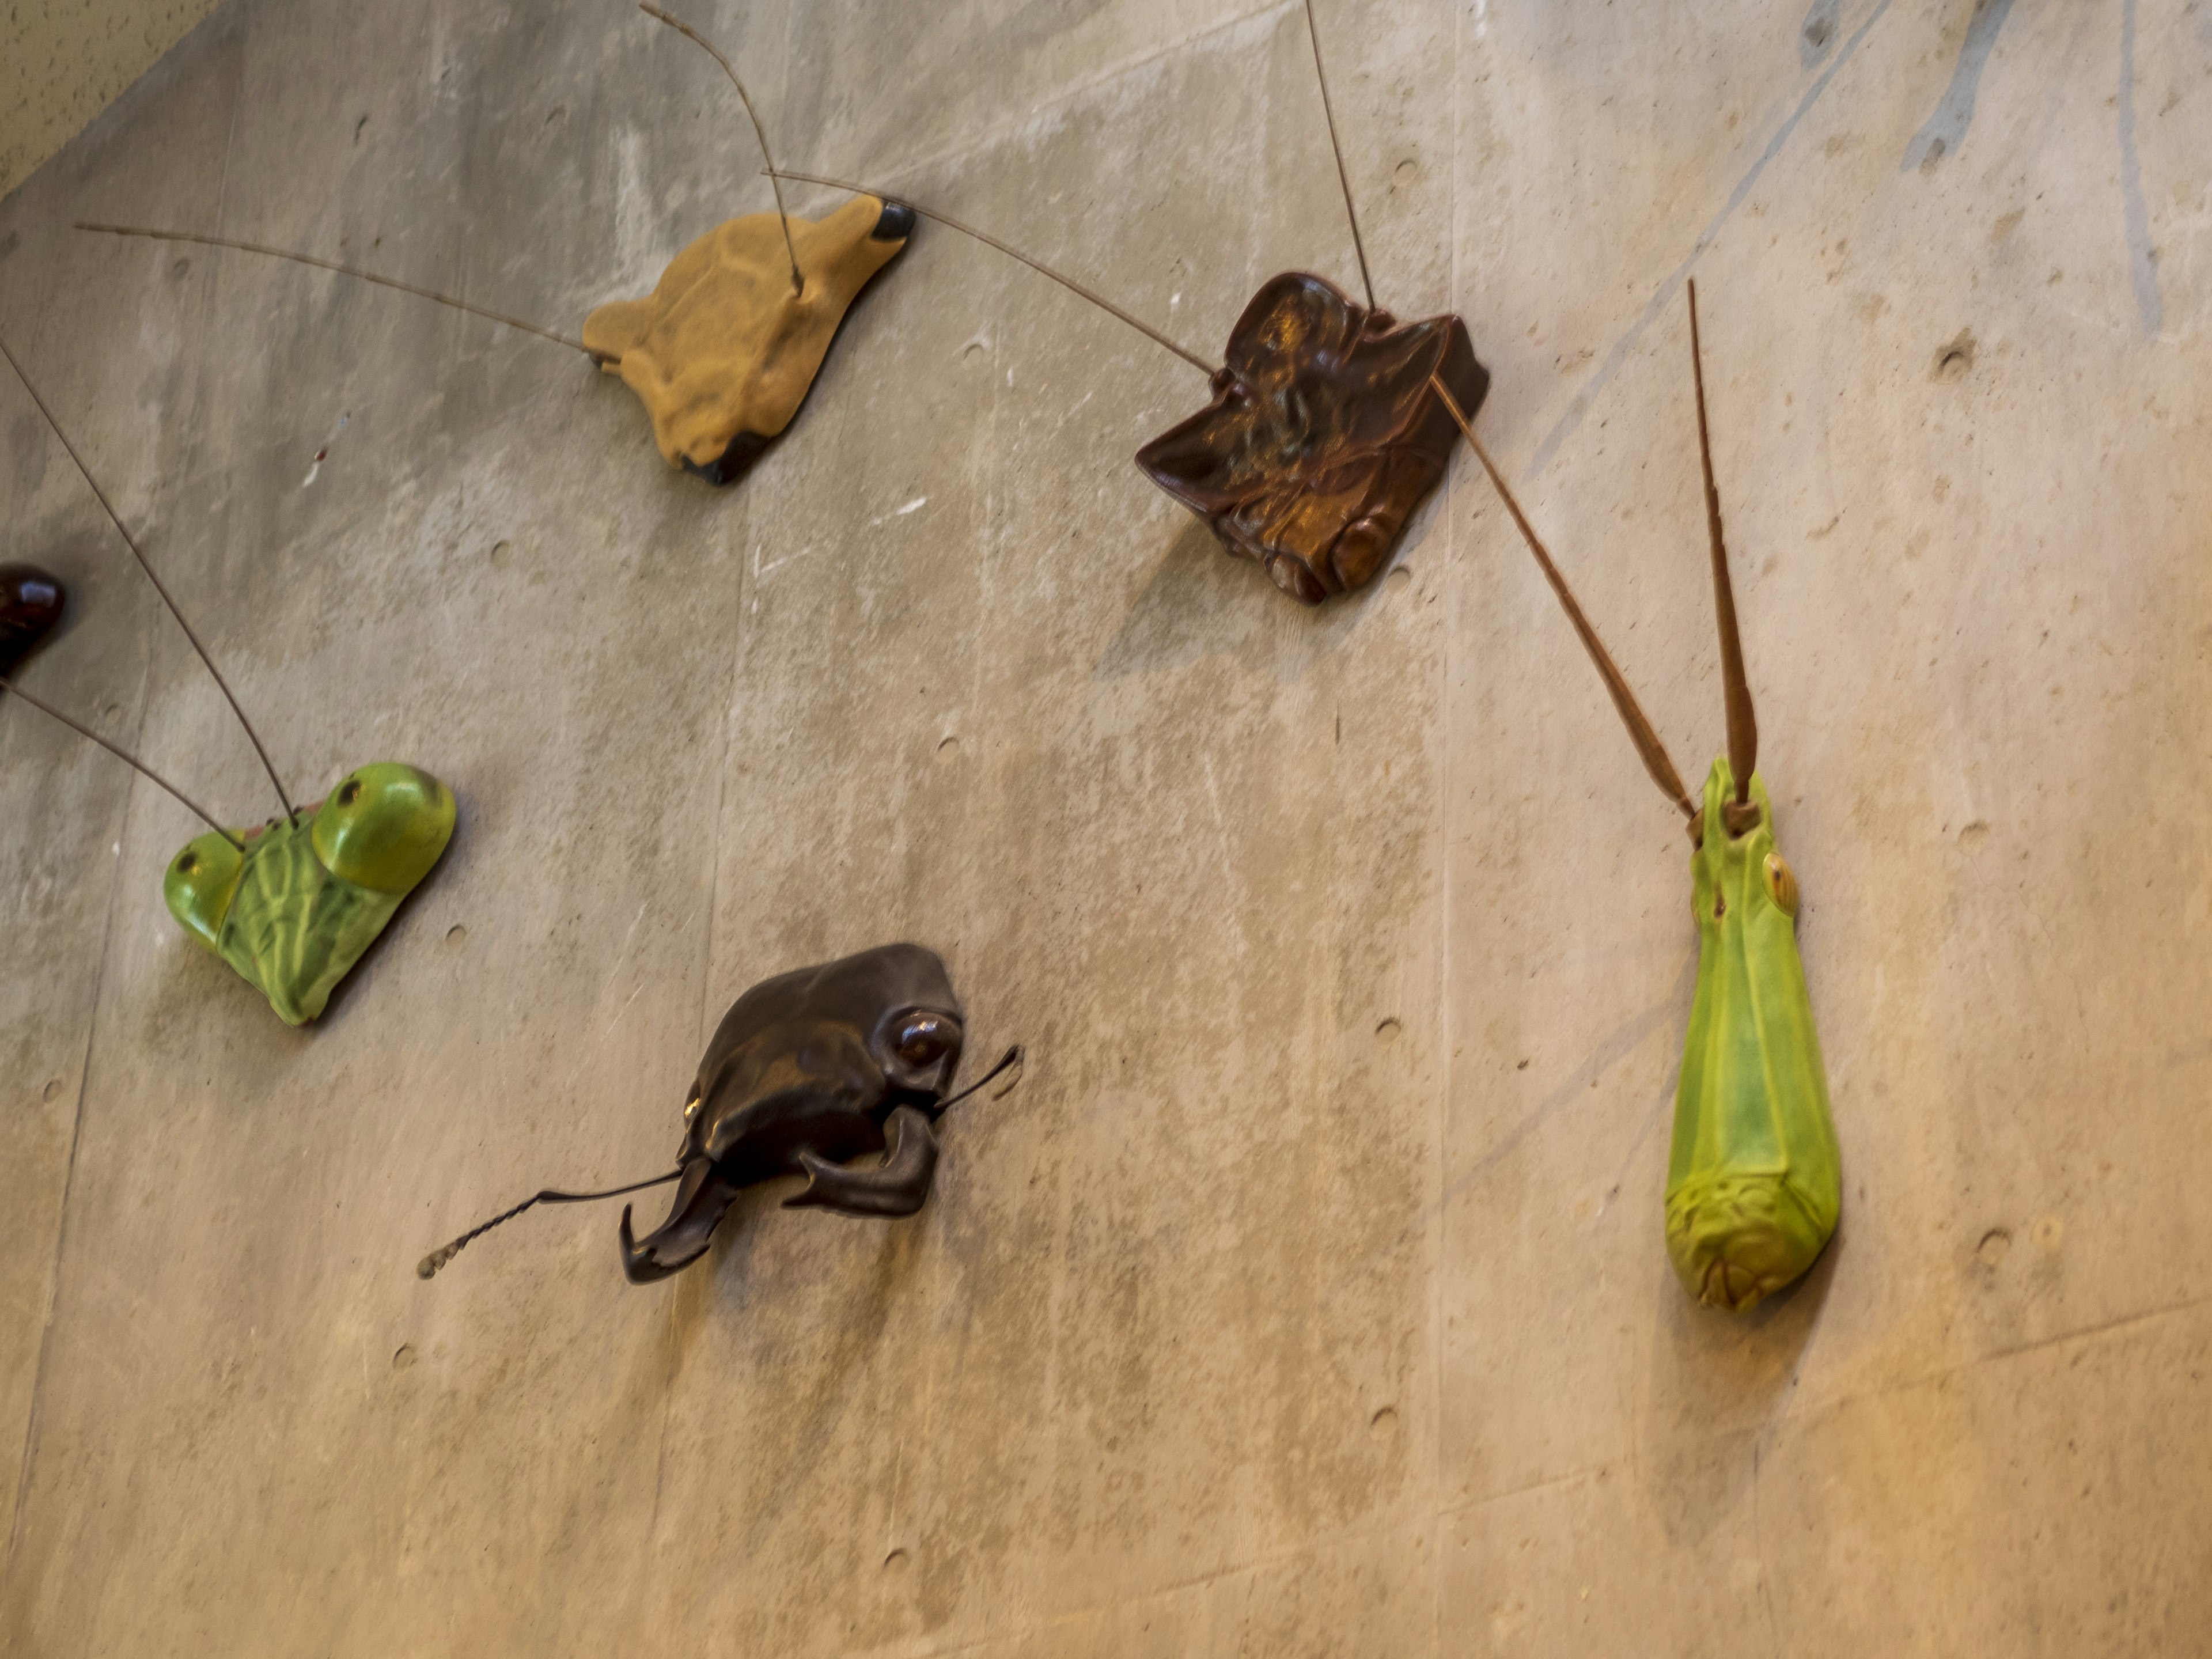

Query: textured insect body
[1136,273,1488,604]
[584,195,913,484]
[166,763,455,1026]
[419,944,1018,1286]
[1666,762,1839,1312]
[1438,280,1841,1314]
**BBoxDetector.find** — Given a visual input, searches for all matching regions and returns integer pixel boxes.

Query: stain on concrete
[1900,0,2020,173]
[2118,0,2165,338]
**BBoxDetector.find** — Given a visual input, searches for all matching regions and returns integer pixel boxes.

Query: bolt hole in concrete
[489,539,514,569]
[103,703,122,724]
[391,1344,415,1371]
[1370,1406,1400,1440]
[1932,328,1977,382]
[43,1078,62,1102]
[1374,1016,1403,1044]
[882,1548,911,1576]
[935,735,960,764]
[961,338,988,363]
[445,924,468,949]
[1393,157,1418,184]
[2033,1215,2065,1251]
[1385,565,1413,592]
[1978,1228,2012,1266]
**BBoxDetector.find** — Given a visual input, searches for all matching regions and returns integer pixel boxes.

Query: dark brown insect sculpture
[0,565,66,679]
[418,944,1020,1285]
[771,0,1488,604]
[74,5,910,490]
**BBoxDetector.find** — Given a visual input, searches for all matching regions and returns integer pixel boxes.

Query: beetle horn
[783,1104,940,1218]
[619,1156,742,1283]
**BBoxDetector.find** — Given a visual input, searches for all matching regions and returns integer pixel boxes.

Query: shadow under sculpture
[420,944,1017,1285]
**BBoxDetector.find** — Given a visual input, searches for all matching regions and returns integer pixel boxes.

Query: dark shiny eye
[337,779,362,806]
[176,852,198,874]
[896,1015,952,1067]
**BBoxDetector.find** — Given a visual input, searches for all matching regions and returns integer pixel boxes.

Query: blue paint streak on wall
[2118,0,2164,338]
[1800,0,1844,67]
[1899,0,2017,172]
[1529,0,1896,479]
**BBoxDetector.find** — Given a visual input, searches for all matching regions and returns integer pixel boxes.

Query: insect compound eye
[895,1014,953,1069]
[1763,853,1800,918]
[337,778,363,807]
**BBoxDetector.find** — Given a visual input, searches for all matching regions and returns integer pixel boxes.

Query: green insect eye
[1763,853,1799,918]
[176,851,198,874]
[337,778,362,807]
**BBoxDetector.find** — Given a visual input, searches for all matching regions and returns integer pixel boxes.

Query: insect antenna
[765,168,1221,377]
[638,3,804,299]
[74,224,601,359]
[938,1044,1022,1110]
[417,1168,683,1279]
[1687,279,1759,832]
[1428,373,1697,823]
[0,675,243,847]
[0,332,300,823]
[1300,0,1376,311]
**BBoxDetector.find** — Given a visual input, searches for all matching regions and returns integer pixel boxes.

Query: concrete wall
[0,0,228,200]
[2,0,2208,1652]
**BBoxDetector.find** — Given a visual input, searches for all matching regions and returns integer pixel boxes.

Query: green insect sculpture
[1,336,454,1028]
[1430,282,1841,1313]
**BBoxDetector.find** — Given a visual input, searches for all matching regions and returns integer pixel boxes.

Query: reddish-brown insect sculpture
[418,944,1020,1285]
[0,565,66,679]
[773,0,1488,604]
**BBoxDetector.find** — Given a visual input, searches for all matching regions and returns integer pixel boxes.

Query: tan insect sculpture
[77,5,912,488]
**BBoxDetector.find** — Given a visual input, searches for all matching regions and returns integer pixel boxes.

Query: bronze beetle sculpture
[420,944,1016,1284]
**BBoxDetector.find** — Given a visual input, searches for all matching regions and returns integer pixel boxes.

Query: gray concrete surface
[2,0,2209,1652]
[0,0,228,199]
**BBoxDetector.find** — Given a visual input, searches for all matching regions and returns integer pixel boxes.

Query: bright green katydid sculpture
[165,763,456,1027]
[1434,279,1841,1313]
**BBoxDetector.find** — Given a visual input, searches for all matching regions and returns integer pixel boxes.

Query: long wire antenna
[0,676,243,847]
[639,3,803,298]
[418,1168,682,1280]
[1430,373,1696,821]
[1687,279,1758,823]
[1301,0,1376,311]
[767,168,1221,377]
[0,332,298,823]
[74,224,600,358]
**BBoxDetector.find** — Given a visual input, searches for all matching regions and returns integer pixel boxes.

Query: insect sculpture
[0,336,454,1027]
[74,5,911,490]
[0,564,66,679]
[1426,285,1841,1313]
[418,943,1019,1284]
[768,0,1489,604]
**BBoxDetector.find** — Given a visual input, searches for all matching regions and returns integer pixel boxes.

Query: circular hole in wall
[935,735,961,764]
[446,924,468,949]
[1385,566,1413,592]
[1370,1406,1400,1440]
[882,1548,911,1575]
[43,1078,63,1102]
[1976,1228,2012,1266]
[1374,1017,1403,1044]
[490,539,514,569]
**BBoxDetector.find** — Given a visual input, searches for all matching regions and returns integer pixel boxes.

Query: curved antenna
[1301,0,1376,310]
[74,224,600,358]
[639,4,804,298]
[767,168,1221,377]
[0,675,243,847]
[1430,373,1696,821]
[938,1044,1022,1110]
[1687,279,1758,818]
[417,1168,682,1279]
[0,332,298,823]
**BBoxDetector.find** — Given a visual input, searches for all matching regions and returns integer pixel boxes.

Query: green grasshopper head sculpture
[1440,281,1841,1315]
[165,763,455,1026]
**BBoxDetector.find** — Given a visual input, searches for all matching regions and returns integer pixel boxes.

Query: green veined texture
[1665,759,1840,1312]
